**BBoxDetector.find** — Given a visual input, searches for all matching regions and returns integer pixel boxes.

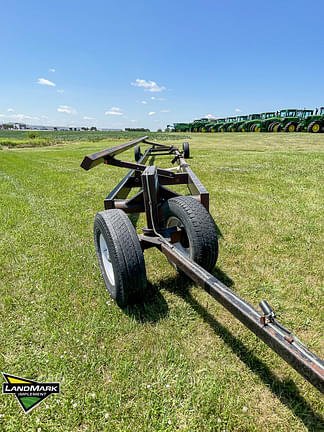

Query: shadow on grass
[123,281,169,324]
[128,213,140,229]
[156,272,323,430]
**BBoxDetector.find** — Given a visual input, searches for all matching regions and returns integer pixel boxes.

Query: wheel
[272,123,280,132]
[284,122,296,132]
[296,123,303,132]
[251,123,260,132]
[162,196,218,273]
[182,141,190,158]
[134,145,142,162]
[308,121,321,133]
[94,210,147,307]
[268,122,275,132]
[238,125,245,132]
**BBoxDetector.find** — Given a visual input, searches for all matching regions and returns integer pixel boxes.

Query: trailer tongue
[81,136,324,394]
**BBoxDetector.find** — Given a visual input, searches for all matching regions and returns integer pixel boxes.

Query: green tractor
[239,114,261,132]
[189,118,210,132]
[296,107,324,133]
[250,112,277,132]
[270,109,313,132]
[206,118,225,132]
[202,118,217,132]
[209,118,225,132]
[219,117,237,132]
[228,115,248,132]
[171,123,190,132]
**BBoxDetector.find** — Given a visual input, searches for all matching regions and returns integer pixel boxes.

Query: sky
[1,0,324,130]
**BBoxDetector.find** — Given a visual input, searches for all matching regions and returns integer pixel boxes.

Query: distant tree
[90,126,97,131]
[125,127,150,132]
[28,131,39,139]
[157,129,162,132]
[165,127,170,132]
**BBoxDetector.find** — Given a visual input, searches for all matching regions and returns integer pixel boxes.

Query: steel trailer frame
[81,136,324,394]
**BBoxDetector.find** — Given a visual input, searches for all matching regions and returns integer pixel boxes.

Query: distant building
[100,128,123,131]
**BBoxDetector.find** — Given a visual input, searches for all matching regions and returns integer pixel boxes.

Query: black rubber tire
[94,209,147,307]
[275,123,282,132]
[134,145,142,162]
[248,123,255,132]
[308,121,321,133]
[161,196,218,273]
[182,142,190,159]
[284,122,296,132]
[296,123,303,132]
[268,122,275,132]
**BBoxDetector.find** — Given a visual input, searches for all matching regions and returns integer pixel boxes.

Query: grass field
[0,130,188,148]
[0,133,323,431]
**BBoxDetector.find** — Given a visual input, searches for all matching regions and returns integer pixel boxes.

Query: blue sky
[1,0,323,130]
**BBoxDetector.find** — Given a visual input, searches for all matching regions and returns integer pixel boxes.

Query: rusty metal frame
[81,136,324,394]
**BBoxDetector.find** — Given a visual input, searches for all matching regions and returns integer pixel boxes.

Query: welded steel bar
[81,136,149,170]
[104,157,175,178]
[124,173,189,188]
[105,148,152,204]
[160,241,324,394]
[184,167,209,210]
[143,139,174,149]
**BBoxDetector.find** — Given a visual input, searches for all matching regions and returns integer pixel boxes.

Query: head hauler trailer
[81,136,324,394]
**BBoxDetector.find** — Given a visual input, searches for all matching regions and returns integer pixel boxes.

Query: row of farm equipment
[171,107,324,133]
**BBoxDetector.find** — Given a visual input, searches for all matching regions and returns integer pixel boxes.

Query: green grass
[0,130,189,143]
[0,133,323,431]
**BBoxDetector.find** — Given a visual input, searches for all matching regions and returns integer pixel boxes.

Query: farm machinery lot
[0,132,323,431]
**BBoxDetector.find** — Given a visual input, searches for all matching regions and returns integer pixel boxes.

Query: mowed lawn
[0,133,323,431]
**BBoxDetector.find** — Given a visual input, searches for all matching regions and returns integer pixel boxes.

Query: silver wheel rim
[166,216,190,256]
[99,234,115,285]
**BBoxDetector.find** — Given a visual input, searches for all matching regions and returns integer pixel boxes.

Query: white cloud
[10,114,39,120]
[0,113,37,120]
[131,78,166,93]
[141,101,147,104]
[105,107,123,116]
[7,108,14,112]
[57,89,64,94]
[151,96,165,101]
[160,110,170,113]
[49,68,56,73]
[130,119,137,123]
[205,114,214,119]
[57,105,76,114]
[37,78,56,87]
[148,112,156,116]
[235,108,241,112]
[83,116,95,120]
